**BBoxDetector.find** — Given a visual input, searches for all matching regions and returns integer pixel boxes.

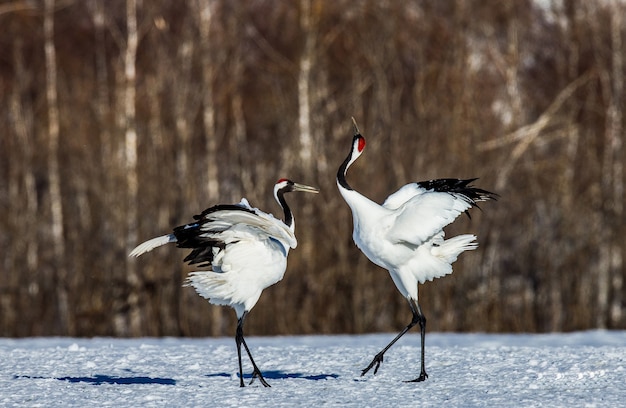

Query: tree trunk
[124,0,141,336]
[593,2,624,329]
[196,0,224,337]
[607,5,623,327]
[44,0,71,336]
[7,38,39,336]
[298,0,314,170]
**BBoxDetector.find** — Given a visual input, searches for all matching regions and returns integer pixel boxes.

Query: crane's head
[336,117,367,191]
[274,179,320,200]
[273,179,319,230]
[348,117,366,165]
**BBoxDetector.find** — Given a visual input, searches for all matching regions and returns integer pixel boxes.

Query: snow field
[1,331,625,407]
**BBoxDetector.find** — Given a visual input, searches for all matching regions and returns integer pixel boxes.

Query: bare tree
[10,39,38,278]
[584,1,625,329]
[298,0,314,169]
[194,0,224,337]
[5,38,39,336]
[90,0,115,259]
[603,2,624,328]
[228,3,253,200]
[123,0,141,336]
[44,0,72,335]
[2,0,626,336]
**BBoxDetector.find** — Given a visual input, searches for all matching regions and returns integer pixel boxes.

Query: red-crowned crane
[130,179,319,387]
[336,119,496,382]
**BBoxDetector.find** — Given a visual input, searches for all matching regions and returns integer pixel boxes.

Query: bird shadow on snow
[15,371,337,386]
[205,370,339,381]
[14,374,176,385]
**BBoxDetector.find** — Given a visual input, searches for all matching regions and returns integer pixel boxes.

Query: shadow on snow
[15,370,337,385]
[206,370,339,381]
[14,374,176,385]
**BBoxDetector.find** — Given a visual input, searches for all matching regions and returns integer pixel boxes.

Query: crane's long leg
[235,312,270,388]
[236,321,245,387]
[407,300,428,382]
[362,298,428,382]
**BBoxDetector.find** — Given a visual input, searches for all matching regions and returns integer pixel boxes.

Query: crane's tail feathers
[433,234,478,263]
[184,271,234,306]
[129,234,177,257]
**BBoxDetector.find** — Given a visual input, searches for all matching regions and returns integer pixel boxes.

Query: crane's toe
[361,352,384,376]
[249,369,271,388]
[405,371,428,383]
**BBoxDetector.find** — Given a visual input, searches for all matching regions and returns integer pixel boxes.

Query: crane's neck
[337,132,389,228]
[337,179,382,217]
[276,191,295,232]
[337,152,354,191]
[337,153,384,222]
[337,133,365,191]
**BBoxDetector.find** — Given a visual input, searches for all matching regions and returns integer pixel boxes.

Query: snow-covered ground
[1,331,625,407]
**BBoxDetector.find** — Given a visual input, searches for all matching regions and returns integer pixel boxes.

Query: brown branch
[478,70,596,190]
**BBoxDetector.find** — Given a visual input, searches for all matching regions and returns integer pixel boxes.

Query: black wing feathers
[416,178,498,218]
[193,203,256,220]
[172,204,254,267]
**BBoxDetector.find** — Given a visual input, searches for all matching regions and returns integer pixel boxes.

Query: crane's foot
[405,371,428,383]
[249,368,271,387]
[361,352,384,376]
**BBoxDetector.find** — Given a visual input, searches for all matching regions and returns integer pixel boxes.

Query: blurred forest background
[1,0,625,337]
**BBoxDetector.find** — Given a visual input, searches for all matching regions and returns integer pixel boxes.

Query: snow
[2,331,625,407]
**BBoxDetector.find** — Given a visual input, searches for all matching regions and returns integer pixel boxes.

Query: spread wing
[384,179,495,246]
[385,190,474,246]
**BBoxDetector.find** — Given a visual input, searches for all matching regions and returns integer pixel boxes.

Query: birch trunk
[174,37,193,212]
[298,0,313,170]
[11,39,38,274]
[91,0,115,267]
[607,4,623,327]
[595,2,624,329]
[44,0,71,335]
[196,0,224,336]
[124,0,141,335]
[7,39,39,334]
[231,43,252,199]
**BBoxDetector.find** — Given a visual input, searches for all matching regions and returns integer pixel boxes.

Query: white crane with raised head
[336,119,496,382]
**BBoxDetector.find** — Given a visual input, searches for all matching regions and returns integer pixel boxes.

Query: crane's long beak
[351,117,360,135]
[293,183,320,194]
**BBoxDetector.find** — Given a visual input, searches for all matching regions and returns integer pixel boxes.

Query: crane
[336,119,496,382]
[130,178,319,387]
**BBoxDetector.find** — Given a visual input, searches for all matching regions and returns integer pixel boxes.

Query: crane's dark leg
[236,320,245,387]
[235,312,270,387]
[362,297,426,379]
[406,300,428,382]
[361,299,420,376]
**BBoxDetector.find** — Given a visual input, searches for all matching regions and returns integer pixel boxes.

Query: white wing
[385,189,473,247]
[129,234,176,257]
[382,183,424,209]
[198,202,297,250]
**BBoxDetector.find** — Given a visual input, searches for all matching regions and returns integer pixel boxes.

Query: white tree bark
[607,3,623,326]
[195,0,224,336]
[44,0,71,335]
[298,0,314,169]
[124,0,141,335]
[174,38,193,201]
